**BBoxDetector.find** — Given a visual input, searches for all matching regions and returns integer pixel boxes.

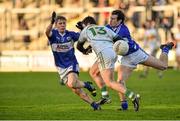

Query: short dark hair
[55,16,67,22]
[82,16,96,25]
[112,10,125,23]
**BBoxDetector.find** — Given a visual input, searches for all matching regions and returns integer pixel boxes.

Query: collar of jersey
[54,28,67,36]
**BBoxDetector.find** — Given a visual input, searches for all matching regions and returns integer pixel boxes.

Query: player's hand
[76,21,83,30]
[83,46,92,55]
[51,11,56,24]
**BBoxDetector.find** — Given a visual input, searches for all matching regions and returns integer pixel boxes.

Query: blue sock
[121,101,128,110]
[84,82,91,90]
[162,47,169,54]
[91,102,99,110]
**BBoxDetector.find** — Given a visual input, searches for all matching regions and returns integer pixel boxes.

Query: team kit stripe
[99,52,106,69]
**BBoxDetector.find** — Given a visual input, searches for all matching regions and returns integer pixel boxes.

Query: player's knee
[66,81,74,88]
[119,80,126,87]
[104,81,111,88]
[89,69,99,78]
[73,89,81,95]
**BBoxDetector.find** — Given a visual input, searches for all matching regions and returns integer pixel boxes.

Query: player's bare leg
[72,88,93,104]
[67,73,96,96]
[100,69,125,96]
[153,50,163,78]
[89,62,104,89]
[117,65,134,110]
[100,68,140,111]
[66,73,100,110]
[71,88,101,110]
[89,62,111,104]
[140,49,163,78]
[142,42,174,70]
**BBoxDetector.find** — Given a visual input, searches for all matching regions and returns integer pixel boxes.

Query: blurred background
[0,0,180,72]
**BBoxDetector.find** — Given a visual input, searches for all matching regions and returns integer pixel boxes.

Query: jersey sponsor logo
[51,42,73,52]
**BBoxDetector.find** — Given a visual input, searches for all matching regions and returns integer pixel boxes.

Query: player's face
[55,19,66,33]
[110,15,121,27]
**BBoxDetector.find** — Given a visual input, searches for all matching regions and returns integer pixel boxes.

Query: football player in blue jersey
[45,12,101,110]
[85,10,174,111]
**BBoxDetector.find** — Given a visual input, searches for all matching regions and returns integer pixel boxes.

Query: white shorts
[97,48,117,71]
[118,48,149,68]
[56,64,79,84]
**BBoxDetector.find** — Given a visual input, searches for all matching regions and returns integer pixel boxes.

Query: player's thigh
[67,72,78,84]
[100,68,114,85]
[141,55,165,70]
[89,61,100,76]
[57,64,79,85]
[116,65,122,81]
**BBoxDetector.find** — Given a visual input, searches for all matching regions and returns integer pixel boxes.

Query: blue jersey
[106,23,139,55]
[48,29,80,68]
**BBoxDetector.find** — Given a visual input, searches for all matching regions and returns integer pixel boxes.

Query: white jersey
[78,24,117,54]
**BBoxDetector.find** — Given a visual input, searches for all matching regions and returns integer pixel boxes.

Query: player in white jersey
[77,16,140,111]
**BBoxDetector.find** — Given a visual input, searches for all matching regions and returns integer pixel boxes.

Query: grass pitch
[0,69,180,120]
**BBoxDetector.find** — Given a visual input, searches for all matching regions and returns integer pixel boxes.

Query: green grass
[0,70,180,120]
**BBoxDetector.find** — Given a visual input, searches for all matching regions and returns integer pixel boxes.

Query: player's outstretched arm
[45,11,56,38]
